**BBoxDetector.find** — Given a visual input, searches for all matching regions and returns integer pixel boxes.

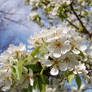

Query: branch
[66,19,79,30]
[70,2,92,38]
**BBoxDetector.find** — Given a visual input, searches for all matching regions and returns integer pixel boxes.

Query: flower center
[64,57,70,62]
[55,40,62,48]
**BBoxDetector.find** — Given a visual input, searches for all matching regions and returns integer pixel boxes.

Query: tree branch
[66,19,79,30]
[70,2,92,38]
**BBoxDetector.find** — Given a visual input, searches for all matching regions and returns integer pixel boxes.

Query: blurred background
[0,0,40,53]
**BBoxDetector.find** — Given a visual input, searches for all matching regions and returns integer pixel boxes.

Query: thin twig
[66,19,79,30]
[70,2,92,38]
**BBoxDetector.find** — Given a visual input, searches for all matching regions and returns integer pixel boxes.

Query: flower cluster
[28,25,88,75]
[0,0,92,91]
[28,0,92,34]
[0,25,92,91]
[0,43,34,91]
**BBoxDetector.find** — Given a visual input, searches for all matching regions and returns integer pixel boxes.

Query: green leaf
[68,73,75,83]
[33,76,37,89]
[16,60,23,80]
[76,74,81,89]
[22,89,28,92]
[61,70,73,82]
[22,85,32,92]
[41,84,46,92]
[39,44,48,56]
[31,46,40,57]
[33,74,47,92]
[28,85,32,92]
[25,63,42,73]
[41,74,49,84]
[11,66,17,78]
[24,56,33,62]
[24,55,40,63]
[79,50,85,58]
[37,75,43,91]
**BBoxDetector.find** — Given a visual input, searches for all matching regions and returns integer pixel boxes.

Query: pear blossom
[0,66,12,91]
[50,66,59,76]
[46,87,56,92]
[30,0,39,6]
[0,0,92,91]
[73,63,88,74]
[40,54,53,67]
[47,36,71,58]
[29,12,40,21]
[53,0,71,4]
[58,52,80,71]
[29,69,34,86]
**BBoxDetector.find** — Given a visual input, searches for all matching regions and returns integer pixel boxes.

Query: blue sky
[0,0,40,53]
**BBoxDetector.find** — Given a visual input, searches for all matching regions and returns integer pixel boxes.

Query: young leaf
[16,60,23,80]
[41,84,46,92]
[25,63,42,73]
[76,74,81,89]
[11,66,17,78]
[31,46,40,57]
[28,85,32,92]
[68,73,75,83]
[41,74,49,84]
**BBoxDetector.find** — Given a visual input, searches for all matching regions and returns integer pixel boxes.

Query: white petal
[61,45,71,54]
[45,60,52,67]
[78,44,87,51]
[59,63,67,71]
[53,48,61,58]
[80,84,86,90]
[29,69,33,77]
[72,49,80,54]
[41,59,52,67]
[53,53,61,58]
[61,40,71,54]
[30,78,34,86]
[50,67,59,76]
[2,86,10,92]
[46,36,59,42]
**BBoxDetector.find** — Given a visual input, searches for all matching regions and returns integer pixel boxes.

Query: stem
[66,19,79,30]
[70,2,92,38]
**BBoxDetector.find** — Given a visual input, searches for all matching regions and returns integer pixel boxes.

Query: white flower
[54,0,71,4]
[29,12,39,20]
[69,32,87,52]
[50,66,59,76]
[47,36,71,58]
[0,67,12,91]
[30,0,39,6]
[0,51,10,63]
[29,69,33,77]
[59,52,79,71]
[8,43,26,53]
[46,87,56,92]
[29,69,34,86]
[73,63,88,74]
[30,78,34,86]
[40,54,53,67]
[72,48,80,54]
[28,25,70,48]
